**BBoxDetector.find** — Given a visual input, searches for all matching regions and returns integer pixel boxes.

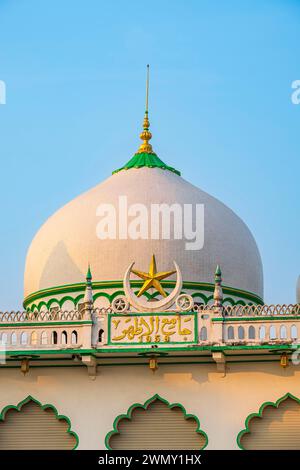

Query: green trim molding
[112,152,181,176]
[105,393,208,450]
[2,343,299,360]
[24,280,263,311]
[0,395,79,449]
[2,343,299,359]
[236,392,299,450]
[0,358,290,369]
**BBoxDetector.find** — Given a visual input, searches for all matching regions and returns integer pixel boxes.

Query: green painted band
[4,351,287,363]
[5,349,95,356]
[3,343,299,358]
[0,358,289,369]
[24,280,263,308]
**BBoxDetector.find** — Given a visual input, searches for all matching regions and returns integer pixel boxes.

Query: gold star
[132,254,176,298]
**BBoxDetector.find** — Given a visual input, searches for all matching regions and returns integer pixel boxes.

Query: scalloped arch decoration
[237,392,300,450]
[28,291,247,312]
[0,395,78,450]
[105,394,208,450]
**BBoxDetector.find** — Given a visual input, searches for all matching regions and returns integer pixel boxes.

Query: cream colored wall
[0,363,299,450]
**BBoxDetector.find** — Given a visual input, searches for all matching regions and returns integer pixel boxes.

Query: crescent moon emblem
[123,261,182,312]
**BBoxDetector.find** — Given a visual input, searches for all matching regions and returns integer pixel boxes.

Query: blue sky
[0,0,299,309]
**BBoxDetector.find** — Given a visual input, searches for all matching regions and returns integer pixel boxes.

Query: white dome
[24,167,263,303]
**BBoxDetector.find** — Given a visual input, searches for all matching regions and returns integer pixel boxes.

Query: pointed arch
[237,392,300,449]
[105,394,208,450]
[0,395,78,449]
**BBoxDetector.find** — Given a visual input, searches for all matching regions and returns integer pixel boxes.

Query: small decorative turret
[83,265,93,306]
[86,264,92,284]
[81,265,94,350]
[213,265,223,308]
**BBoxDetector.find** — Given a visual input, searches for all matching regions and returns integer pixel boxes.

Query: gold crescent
[123,261,182,312]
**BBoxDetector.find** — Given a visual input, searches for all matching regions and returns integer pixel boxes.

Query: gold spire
[136,65,154,154]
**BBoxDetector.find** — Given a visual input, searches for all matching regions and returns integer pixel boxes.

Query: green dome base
[112,152,181,176]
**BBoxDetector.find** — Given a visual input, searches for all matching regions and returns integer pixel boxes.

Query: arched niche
[238,393,300,449]
[0,396,78,450]
[106,394,208,450]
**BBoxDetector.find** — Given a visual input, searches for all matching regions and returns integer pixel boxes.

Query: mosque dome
[23,85,263,310]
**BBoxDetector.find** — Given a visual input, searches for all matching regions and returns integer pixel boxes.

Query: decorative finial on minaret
[136,65,154,154]
[213,265,223,307]
[86,264,92,284]
[83,264,93,305]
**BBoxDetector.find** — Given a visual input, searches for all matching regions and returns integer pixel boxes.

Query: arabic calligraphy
[110,314,195,344]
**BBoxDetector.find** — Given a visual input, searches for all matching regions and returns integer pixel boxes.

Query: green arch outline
[36,301,48,311]
[237,392,300,450]
[27,292,253,312]
[93,290,155,303]
[105,393,208,450]
[60,295,84,309]
[192,292,209,303]
[93,292,112,303]
[0,395,79,450]
[24,280,263,309]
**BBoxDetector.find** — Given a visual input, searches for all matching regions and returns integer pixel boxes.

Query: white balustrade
[0,305,299,351]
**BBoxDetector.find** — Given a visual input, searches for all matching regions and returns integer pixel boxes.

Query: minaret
[83,265,93,307]
[81,265,95,375]
[213,265,223,307]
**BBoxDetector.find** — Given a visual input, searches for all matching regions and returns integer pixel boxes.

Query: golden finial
[137,65,154,154]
